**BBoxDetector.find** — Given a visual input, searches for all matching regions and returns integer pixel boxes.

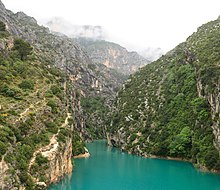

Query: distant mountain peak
[75,38,149,75]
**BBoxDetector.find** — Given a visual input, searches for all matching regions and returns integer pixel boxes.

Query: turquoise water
[49,140,220,190]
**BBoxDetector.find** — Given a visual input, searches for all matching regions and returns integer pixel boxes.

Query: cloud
[2,0,220,52]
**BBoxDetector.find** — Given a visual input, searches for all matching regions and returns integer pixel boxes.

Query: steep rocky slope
[75,38,149,75]
[108,17,220,171]
[0,0,118,140]
[0,0,116,189]
[0,28,85,189]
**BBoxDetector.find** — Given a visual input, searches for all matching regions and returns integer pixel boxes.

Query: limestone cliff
[29,135,73,189]
[76,38,150,76]
[45,137,72,184]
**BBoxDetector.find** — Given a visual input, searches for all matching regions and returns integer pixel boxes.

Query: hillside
[0,0,116,188]
[0,24,86,188]
[108,17,220,171]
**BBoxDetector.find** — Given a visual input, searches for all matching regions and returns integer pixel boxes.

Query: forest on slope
[108,17,220,171]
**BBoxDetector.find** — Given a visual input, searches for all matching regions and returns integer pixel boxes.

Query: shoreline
[73,147,90,159]
[118,147,220,174]
[145,154,220,174]
[145,154,191,163]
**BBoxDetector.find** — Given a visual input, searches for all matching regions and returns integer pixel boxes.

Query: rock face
[45,137,72,184]
[0,36,14,52]
[76,38,149,75]
[45,18,151,74]
[28,131,73,186]
[108,17,220,171]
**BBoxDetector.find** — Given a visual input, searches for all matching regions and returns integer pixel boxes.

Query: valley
[0,0,220,189]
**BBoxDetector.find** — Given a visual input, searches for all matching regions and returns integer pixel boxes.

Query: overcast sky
[2,0,220,52]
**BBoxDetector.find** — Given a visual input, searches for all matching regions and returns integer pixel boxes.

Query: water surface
[49,140,220,190]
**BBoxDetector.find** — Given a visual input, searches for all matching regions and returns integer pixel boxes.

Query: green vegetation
[13,38,33,60]
[57,127,71,143]
[0,34,85,188]
[18,80,34,90]
[50,84,62,96]
[47,99,58,113]
[109,17,220,171]
[81,97,110,138]
[72,131,86,156]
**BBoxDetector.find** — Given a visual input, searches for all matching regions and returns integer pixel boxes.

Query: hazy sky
[2,0,220,52]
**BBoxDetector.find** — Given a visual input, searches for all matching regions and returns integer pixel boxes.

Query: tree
[13,38,33,60]
[169,126,192,156]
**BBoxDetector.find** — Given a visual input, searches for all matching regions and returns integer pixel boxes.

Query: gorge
[0,0,220,189]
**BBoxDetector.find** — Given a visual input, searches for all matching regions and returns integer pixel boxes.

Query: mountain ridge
[75,37,149,75]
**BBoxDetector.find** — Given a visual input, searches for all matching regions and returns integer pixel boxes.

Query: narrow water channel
[48,140,220,190]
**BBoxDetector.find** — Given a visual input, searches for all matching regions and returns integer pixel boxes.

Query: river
[48,140,220,190]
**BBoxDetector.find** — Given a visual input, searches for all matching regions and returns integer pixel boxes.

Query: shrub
[45,121,58,134]
[18,171,34,188]
[57,133,66,143]
[50,85,61,96]
[47,99,58,113]
[18,80,34,90]
[13,61,29,77]
[0,85,20,98]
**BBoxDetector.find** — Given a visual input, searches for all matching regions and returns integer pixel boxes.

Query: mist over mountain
[44,17,162,61]
[138,47,163,61]
[44,17,106,40]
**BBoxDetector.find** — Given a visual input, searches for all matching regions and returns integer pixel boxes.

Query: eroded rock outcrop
[29,134,72,187]
[45,137,72,184]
